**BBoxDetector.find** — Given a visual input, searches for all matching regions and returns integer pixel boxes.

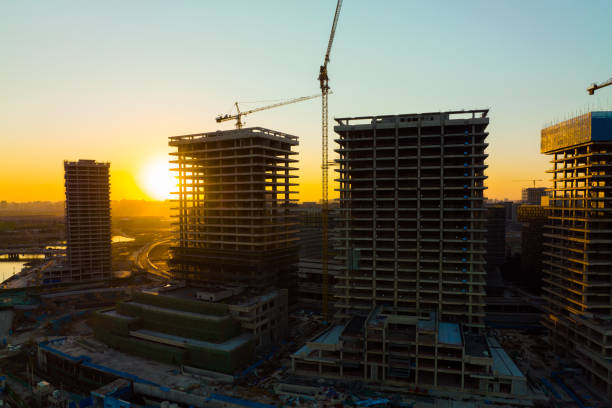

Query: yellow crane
[319,0,342,321]
[216,94,322,129]
[587,76,612,95]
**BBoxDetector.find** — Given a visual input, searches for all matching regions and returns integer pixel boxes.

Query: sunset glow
[139,157,175,201]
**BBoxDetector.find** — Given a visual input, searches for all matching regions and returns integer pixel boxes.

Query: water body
[0,254,45,261]
[0,254,45,283]
[0,261,26,282]
[112,235,135,243]
[0,237,131,282]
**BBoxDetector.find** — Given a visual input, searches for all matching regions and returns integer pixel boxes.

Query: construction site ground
[494,328,611,408]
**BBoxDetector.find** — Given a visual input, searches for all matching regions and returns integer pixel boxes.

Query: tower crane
[513,179,543,188]
[216,93,322,129]
[319,0,342,321]
[587,76,612,95]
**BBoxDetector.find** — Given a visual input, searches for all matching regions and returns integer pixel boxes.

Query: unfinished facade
[517,204,548,291]
[168,128,299,292]
[296,202,341,313]
[484,205,506,273]
[293,111,529,397]
[334,111,488,329]
[541,111,612,395]
[522,187,549,205]
[56,160,111,282]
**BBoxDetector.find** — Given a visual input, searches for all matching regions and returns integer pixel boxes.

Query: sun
[139,156,175,201]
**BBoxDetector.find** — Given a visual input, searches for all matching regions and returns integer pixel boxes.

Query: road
[134,237,172,279]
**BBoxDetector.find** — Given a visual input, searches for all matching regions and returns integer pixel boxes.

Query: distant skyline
[2,0,612,202]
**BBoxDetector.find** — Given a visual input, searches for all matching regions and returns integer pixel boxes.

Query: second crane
[319,0,342,321]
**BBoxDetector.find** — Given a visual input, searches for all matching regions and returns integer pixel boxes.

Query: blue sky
[1,0,611,201]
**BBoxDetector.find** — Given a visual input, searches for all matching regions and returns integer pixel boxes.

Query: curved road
[135,238,172,279]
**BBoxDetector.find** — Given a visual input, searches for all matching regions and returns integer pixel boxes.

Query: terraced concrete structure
[90,292,253,374]
[291,309,528,398]
[333,110,489,329]
[541,111,612,395]
[168,128,299,291]
[60,160,111,282]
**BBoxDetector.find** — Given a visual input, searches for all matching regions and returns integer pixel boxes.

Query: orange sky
[0,146,547,203]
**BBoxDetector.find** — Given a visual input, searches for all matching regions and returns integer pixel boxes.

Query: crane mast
[319,0,342,321]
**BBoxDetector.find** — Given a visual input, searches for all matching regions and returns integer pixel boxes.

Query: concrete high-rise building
[541,111,612,395]
[296,202,341,313]
[168,127,299,292]
[333,111,489,329]
[521,187,549,204]
[167,128,297,351]
[517,204,547,291]
[292,111,529,399]
[484,205,506,273]
[63,159,111,281]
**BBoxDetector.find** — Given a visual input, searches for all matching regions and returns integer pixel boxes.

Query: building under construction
[48,160,111,282]
[168,127,299,292]
[522,187,549,205]
[292,110,529,398]
[517,204,548,291]
[296,202,341,313]
[333,111,489,328]
[484,204,506,274]
[540,111,612,395]
[167,127,297,353]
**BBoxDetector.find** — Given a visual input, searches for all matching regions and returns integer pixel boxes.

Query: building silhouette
[484,205,506,273]
[168,128,298,292]
[167,128,298,350]
[517,204,547,291]
[521,187,549,205]
[61,159,111,282]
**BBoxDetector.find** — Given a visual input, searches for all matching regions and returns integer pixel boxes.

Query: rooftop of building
[169,127,298,145]
[294,324,345,357]
[40,336,203,390]
[91,378,130,398]
[334,109,489,127]
[464,334,489,357]
[342,316,366,336]
[541,111,612,153]
[486,337,524,378]
[122,300,229,322]
[150,284,281,308]
[133,329,253,352]
[64,159,110,167]
[439,322,462,346]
